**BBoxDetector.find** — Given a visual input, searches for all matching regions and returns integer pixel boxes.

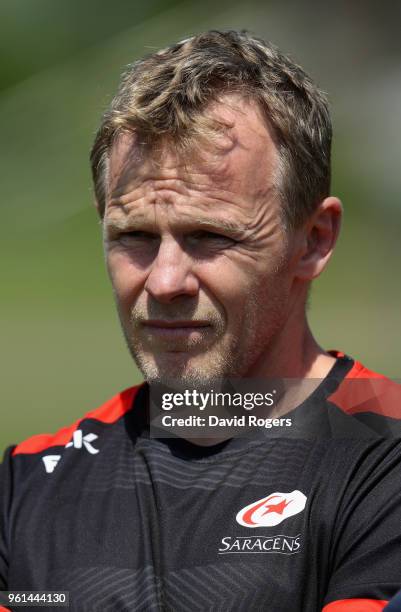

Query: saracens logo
[236,490,307,528]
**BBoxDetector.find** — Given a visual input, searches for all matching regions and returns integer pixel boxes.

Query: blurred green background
[1,0,401,449]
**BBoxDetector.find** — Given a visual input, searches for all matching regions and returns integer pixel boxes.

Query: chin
[132,348,234,389]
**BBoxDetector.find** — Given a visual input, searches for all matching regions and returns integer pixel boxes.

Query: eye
[186,230,236,251]
[123,231,157,239]
[118,231,159,244]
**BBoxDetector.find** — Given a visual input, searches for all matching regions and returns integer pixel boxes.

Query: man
[1,30,401,611]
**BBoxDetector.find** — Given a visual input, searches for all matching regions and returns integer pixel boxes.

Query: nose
[144,236,199,303]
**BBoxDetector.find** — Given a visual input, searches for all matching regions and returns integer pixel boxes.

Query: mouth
[140,320,212,342]
[143,320,210,328]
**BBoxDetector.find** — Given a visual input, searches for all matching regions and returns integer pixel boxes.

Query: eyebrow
[104,215,247,239]
[188,217,247,238]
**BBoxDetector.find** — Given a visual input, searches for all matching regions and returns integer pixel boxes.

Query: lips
[143,320,211,329]
[140,320,212,341]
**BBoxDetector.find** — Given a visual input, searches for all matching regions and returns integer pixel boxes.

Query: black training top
[1,353,401,612]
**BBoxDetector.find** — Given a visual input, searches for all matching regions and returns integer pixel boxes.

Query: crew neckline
[126,353,355,460]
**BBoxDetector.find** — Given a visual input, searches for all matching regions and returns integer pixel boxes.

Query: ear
[295,197,343,280]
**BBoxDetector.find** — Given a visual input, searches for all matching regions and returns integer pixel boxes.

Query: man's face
[103,95,303,386]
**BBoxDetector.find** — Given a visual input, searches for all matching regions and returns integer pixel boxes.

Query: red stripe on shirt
[322,598,388,611]
[12,384,142,456]
[328,350,401,419]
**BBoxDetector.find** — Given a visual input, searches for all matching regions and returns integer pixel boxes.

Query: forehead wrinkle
[110,164,235,202]
[107,116,279,225]
[109,134,276,210]
[107,174,250,215]
[105,178,277,235]
[109,173,223,210]
[110,132,249,198]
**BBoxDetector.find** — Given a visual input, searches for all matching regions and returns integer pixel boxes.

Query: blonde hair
[90,30,332,227]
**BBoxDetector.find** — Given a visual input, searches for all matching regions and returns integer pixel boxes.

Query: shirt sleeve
[323,440,401,609]
[0,446,15,590]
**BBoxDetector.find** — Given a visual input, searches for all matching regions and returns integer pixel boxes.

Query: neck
[243,302,336,380]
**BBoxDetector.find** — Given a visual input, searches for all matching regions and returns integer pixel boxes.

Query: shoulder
[329,351,401,420]
[11,384,144,457]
